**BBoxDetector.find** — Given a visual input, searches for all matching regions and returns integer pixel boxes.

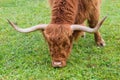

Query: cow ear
[44,30,49,39]
[64,24,73,36]
[68,30,73,36]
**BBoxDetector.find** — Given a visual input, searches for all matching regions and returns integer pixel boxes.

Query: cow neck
[51,0,78,24]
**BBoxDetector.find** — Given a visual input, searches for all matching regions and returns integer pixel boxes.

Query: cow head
[44,24,73,67]
[7,16,107,67]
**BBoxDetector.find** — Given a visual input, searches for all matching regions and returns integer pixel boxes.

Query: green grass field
[0,0,120,80]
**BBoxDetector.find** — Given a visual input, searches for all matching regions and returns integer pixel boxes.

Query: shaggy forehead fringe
[45,24,72,43]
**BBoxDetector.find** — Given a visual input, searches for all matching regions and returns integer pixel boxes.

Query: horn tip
[7,19,12,24]
[7,19,9,22]
[103,16,108,20]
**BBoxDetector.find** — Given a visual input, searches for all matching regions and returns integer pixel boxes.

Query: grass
[0,0,120,80]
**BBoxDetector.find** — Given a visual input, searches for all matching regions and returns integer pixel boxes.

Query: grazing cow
[8,0,107,67]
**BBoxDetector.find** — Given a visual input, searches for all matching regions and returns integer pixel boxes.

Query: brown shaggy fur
[44,24,73,67]
[45,0,104,67]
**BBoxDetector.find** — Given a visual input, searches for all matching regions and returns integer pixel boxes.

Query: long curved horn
[71,16,107,33]
[7,19,48,33]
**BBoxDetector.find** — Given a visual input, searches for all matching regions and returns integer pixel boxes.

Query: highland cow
[8,0,107,67]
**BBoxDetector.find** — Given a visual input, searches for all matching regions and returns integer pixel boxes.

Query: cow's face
[44,24,73,67]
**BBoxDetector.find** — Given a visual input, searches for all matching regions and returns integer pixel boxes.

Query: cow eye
[62,42,67,47]
[60,54,66,58]
[62,42,70,49]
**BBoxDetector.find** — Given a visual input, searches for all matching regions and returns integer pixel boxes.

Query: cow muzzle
[52,61,66,68]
